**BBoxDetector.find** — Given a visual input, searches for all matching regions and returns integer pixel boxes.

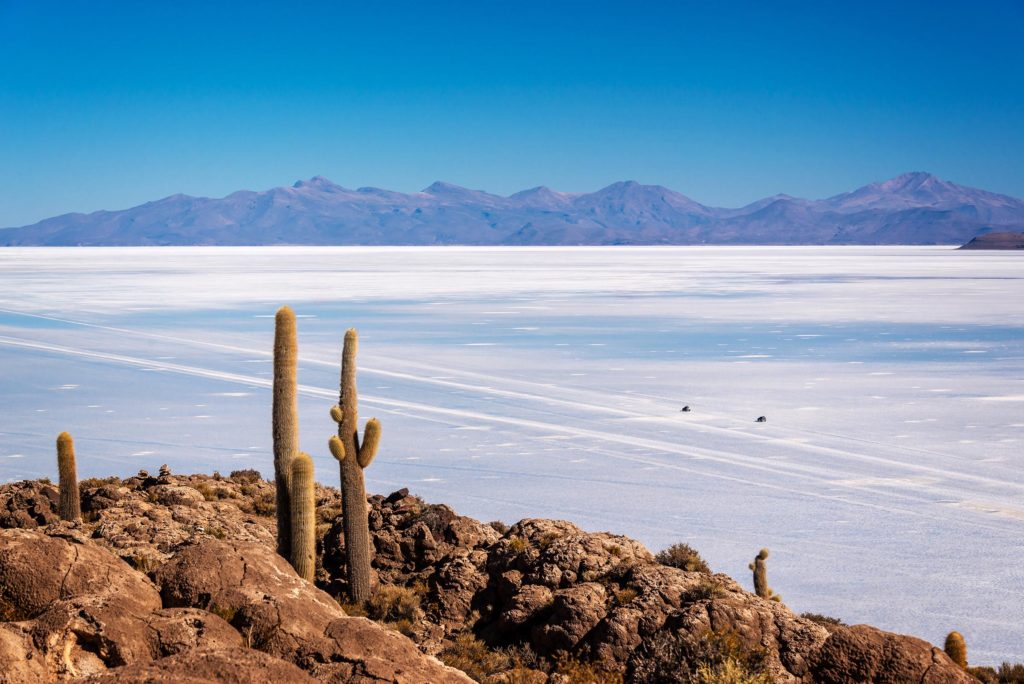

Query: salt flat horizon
[0,246,1021,663]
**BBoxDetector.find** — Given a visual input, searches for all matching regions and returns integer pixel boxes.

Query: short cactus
[56,431,81,522]
[749,548,780,602]
[944,631,967,668]
[329,328,381,602]
[273,305,300,560]
[289,452,316,582]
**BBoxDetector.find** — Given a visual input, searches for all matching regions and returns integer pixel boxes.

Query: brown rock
[145,608,244,657]
[0,481,59,529]
[296,616,473,683]
[0,527,160,621]
[812,624,976,684]
[532,583,607,653]
[153,539,345,658]
[72,647,316,683]
[0,623,49,683]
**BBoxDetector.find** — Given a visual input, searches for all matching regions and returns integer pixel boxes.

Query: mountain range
[3,172,1023,246]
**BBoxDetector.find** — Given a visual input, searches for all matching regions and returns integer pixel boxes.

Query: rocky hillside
[959,231,1024,249]
[0,470,985,683]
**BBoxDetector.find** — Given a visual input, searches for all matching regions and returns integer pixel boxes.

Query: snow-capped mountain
[2,173,1022,246]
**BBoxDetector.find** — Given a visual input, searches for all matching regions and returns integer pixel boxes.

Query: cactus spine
[56,431,81,522]
[330,328,380,602]
[289,452,316,582]
[749,548,780,602]
[944,631,967,668]
[273,306,300,560]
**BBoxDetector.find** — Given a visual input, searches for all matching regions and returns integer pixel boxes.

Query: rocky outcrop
[959,231,1024,249]
[811,625,973,683]
[0,522,470,681]
[0,473,978,682]
[0,480,60,529]
[71,647,316,683]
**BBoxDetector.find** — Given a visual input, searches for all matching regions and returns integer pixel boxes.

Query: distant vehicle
[681,405,691,412]
[756,416,767,423]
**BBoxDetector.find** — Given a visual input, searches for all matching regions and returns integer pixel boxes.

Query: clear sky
[2,0,1022,226]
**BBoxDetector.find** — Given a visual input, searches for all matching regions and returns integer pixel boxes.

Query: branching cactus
[944,631,967,668]
[289,452,316,582]
[328,328,380,602]
[56,431,81,522]
[749,548,781,602]
[273,305,300,560]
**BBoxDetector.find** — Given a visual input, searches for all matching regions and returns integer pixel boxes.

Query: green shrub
[655,543,711,574]
[489,520,510,535]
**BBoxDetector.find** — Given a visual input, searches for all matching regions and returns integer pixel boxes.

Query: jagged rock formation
[0,473,975,683]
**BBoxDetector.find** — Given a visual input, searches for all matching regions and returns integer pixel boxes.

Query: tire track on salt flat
[1,308,1018,498]
[1,333,1018,532]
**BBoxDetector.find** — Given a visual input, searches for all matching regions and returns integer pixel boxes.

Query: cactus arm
[328,435,346,461]
[357,418,380,469]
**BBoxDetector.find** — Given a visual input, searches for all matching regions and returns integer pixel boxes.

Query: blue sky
[1,0,1022,226]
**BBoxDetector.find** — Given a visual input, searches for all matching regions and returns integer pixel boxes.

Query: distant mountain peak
[509,186,575,205]
[292,176,341,190]
[875,171,945,191]
[423,181,469,194]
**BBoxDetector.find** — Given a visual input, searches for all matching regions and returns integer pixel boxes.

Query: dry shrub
[554,654,625,683]
[440,633,513,681]
[800,612,845,632]
[655,543,711,574]
[229,469,262,484]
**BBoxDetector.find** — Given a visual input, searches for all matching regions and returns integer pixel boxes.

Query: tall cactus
[289,452,316,582]
[56,431,81,522]
[328,328,380,602]
[749,548,780,602]
[273,305,300,560]
[944,631,967,668]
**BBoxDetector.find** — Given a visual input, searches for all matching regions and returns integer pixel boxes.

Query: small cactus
[273,305,300,560]
[289,452,316,582]
[56,432,81,522]
[749,548,780,602]
[329,328,380,602]
[944,631,967,668]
